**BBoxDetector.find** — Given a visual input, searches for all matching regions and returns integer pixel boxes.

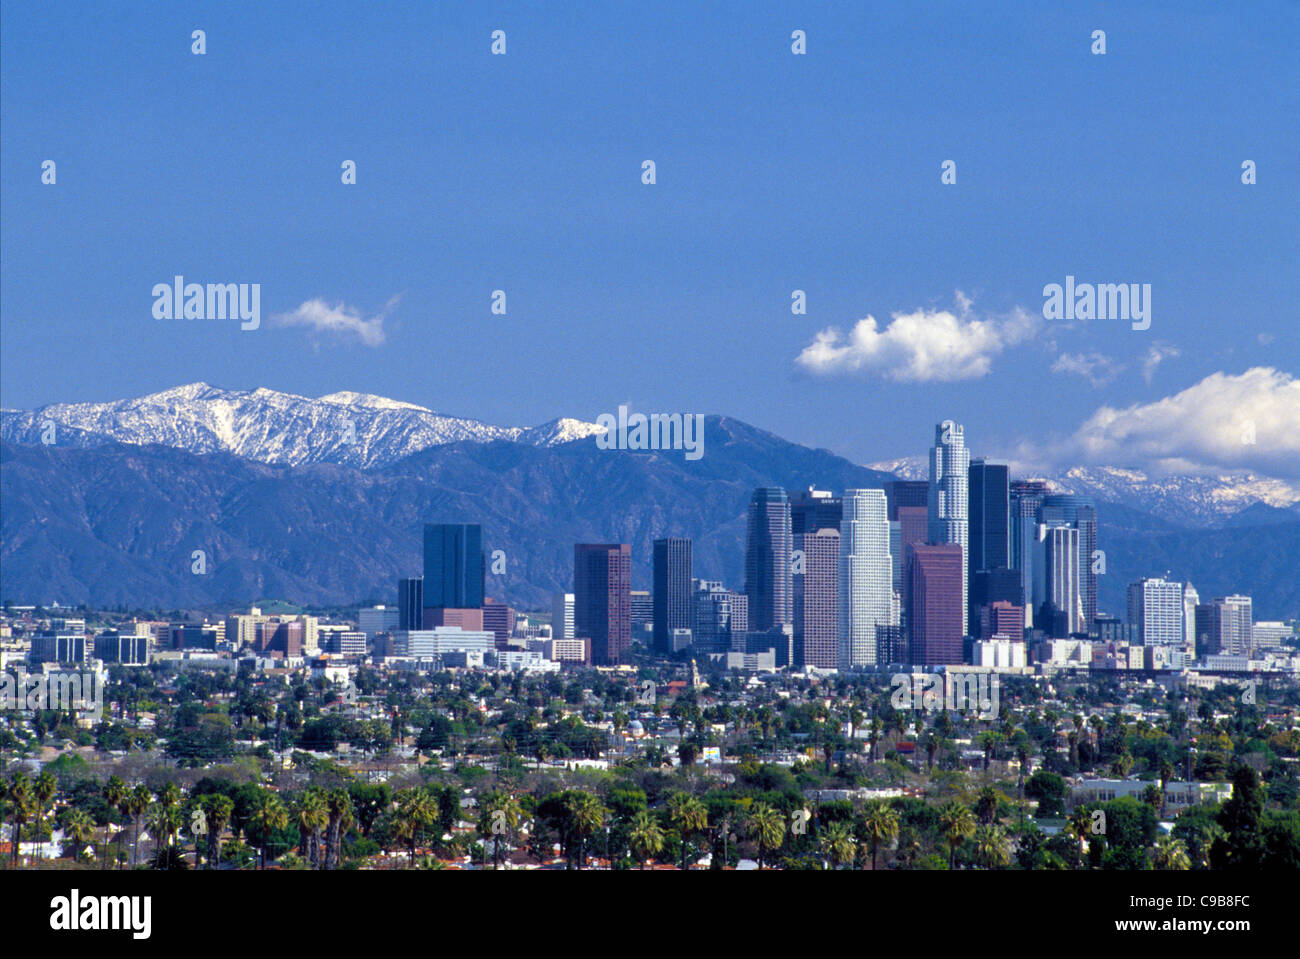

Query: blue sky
[2,0,1297,475]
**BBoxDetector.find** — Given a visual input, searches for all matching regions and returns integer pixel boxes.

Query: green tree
[820,820,856,870]
[860,801,900,871]
[938,801,976,869]
[628,811,665,869]
[747,802,785,870]
[667,792,708,870]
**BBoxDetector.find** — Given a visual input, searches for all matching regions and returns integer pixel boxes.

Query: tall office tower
[838,488,893,669]
[1182,584,1199,651]
[893,505,929,600]
[1197,595,1254,656]
[884,480,930,520]
[1034,525,1081,637]
[905,543,965,666]
[968,459,1010,633]
[744,487,793,631]
[1009,480,1051,626]
[794,526,840,669]
[481,598,514,650]
[790,487,842,535]
[574,544,632,665]
[551,592,575,640]
[928,420,970,637]
[1037,495,1099,627]
[652,538,693,655]
[423,524,486,609]
[398,578,424,631]
[691,580,748,654]
[1127,577,1185,646]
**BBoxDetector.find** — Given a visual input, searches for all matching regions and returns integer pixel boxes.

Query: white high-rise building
[1034,524,1082,635]
[1182,584,1199,652]
[928,420,970,635]
[838,489,893,669]
[1127,578,1184,646]
[551,592,575,640]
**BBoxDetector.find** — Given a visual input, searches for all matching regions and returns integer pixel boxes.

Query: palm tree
[971,824,1011,869]
[666,792,708,870]
[397,789,437,867]
[148,802,183,867]
[102,776,126,869]
[323,788,354,870]
[975,786,1001,825]
[860,801,900,870]
[819,820,856,870]
[1067,806,1093,864]
[628,811,665,869]
[477,793,524,869]
[566,792,605,870]
[203,794,234,869]
[1158,760,1175,818]
[5,773,34,867]
[867,717,883,765]
[1152,835,1191,870]
[938,801,976,869]
[250,792,289,869]
[747,802,785,870]
[124,784,151,869]
[295,789,329,869]
[63,808,95,864]
[33,771,56,860]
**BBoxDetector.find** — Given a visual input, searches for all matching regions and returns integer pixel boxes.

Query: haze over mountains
[2,384,1297,618]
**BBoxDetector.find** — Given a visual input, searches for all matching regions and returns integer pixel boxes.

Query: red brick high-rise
[574,544,631,666]
[905,543,964,666]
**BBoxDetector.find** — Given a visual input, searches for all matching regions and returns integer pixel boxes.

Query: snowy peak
[865,457,1300,526]
[0,383,603,470]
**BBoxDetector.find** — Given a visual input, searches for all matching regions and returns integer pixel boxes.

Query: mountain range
[2,385,1297,618]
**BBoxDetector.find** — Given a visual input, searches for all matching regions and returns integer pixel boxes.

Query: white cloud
[795,296,1039,382]
[271,295,399,347]
[1052,352,1121,388]
[1141,342,1180,384]
[1068,367,1300,479]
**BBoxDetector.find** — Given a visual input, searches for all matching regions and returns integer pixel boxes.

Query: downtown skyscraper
[744,487,793,632]
[968,459,1010,633]
[423,523,486,609]
[1128,577,1185,647]
[652,538,692,655]
[791,489,840,670]
[574,544,631,665]
[838,488,893,669]
[928,420,970,637]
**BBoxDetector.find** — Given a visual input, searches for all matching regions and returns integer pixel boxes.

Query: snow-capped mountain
[866,456,1300,527]
[0,383,605,470]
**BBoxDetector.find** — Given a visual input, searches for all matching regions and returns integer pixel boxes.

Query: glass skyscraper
[422,523,485,609]
[744,488,793,632]
[928,420,970,636]
[839,488,893,669]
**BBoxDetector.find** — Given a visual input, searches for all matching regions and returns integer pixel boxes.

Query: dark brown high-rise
[574,544,632,666]
[905,543,964,666]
